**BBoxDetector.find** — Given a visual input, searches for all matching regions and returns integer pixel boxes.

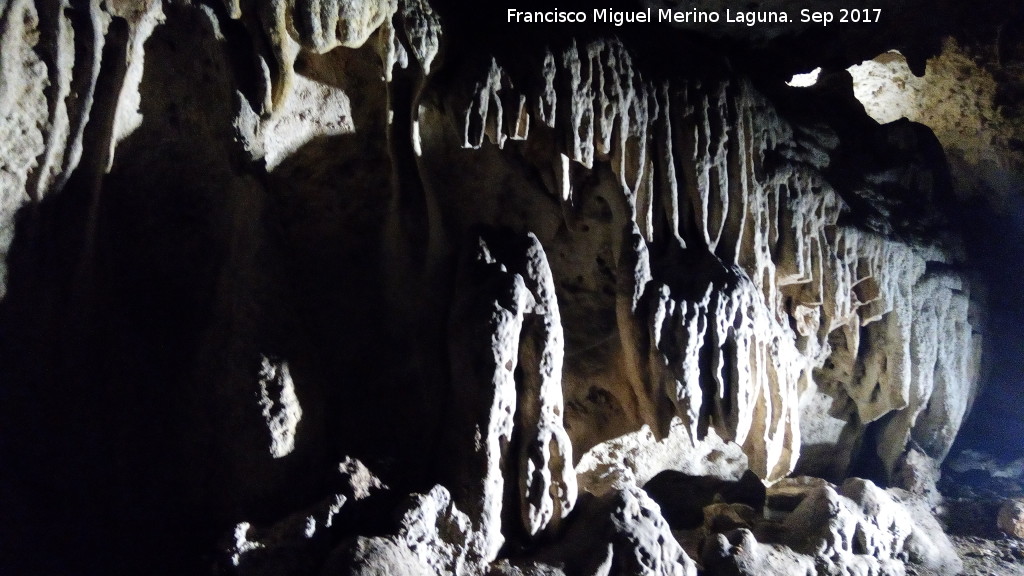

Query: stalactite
[456,36,977,483]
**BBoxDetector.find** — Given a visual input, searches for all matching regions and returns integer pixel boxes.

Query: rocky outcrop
[848,39,1024,206]
[698,478,962,576]
[643,469,766,529]
[999,498,1024,538]
[446,230,577,562]
[438,36,979,486]
[225,457,389,575]
[0,0,1004,574]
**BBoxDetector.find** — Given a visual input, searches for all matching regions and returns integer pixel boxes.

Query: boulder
[999,498,1024,538]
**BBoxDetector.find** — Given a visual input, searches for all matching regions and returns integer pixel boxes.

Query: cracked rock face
[0,0,1011,574]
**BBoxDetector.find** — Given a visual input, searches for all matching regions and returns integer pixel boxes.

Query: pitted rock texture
[696,478,962,576]
[848,40,1024,204]
[446,230,577,561]
[440,37,978,486]
[999,498,1024,539]
[224,457,389,575]
[839,19,1024,471]
[0,0,1005,574]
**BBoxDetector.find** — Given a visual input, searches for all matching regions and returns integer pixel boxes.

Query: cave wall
[844,21,1024,463]
[0,0,1005,574]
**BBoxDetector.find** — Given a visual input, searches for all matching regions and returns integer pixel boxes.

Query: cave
[2,0,1024,574]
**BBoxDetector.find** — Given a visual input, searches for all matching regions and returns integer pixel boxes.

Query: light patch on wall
[261,75,355,170]
[258,355,303,458]
[846,40,1018,201]
[109,0,165,172]
[786,67,821,87]
[847,51,921,124]
[338,456,388,499]
[228,522,264,566]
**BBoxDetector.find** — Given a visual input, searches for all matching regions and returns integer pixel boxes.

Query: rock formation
[999,498,1024,539]
[0,0,1020,574]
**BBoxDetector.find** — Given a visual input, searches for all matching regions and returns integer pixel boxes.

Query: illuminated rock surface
[0,0,1020,574]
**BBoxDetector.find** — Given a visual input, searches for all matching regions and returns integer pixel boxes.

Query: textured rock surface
[643,469,766,529]
[224,457,389,575]
[527,486,699,576]
[999,498,1024,538]
[848,41,1024,205]
[0,0,1017,574]
[324,485,480,575]
[843,30,1024,476]
[446,230,577,562]
[698,478,962,576]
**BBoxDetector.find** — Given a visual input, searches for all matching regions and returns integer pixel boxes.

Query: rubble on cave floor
[930,448,1024,576]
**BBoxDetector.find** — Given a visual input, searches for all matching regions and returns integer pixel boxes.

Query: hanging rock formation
[0,0,1011,574]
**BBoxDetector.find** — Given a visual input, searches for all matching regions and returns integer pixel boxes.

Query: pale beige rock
[319,485,478,576]
[607,487,697,576]
[786,479,961,575]
[446,237,526,563]
[328,537,433,576]
[256,74,356,170]
[106,0,164,170]
[447,231,577,561]
[849,41,1024,204]
[452,36,979,485]
[537,487,698,576]
[765,476,836,511]
[700,528,816,576]
[0,0,60,207]
[0,0,165,296]
[575,419,750,496]
[256,355,303,459]
[0,0,110,295]
[999,498,1024,538]
[705,478,962,576]
[0,2,990,574]
[317,488,467,576]
[514,234,577,539]
[220,0,397,111]
[0,0,48,296]
[224,457,386,574]
[291,0,397,53]
[0,2,984,487]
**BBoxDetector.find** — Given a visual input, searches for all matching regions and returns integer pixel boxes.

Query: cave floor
[932,462,1024,575]
[944,533,1024,576]
[942,498,1024,575]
